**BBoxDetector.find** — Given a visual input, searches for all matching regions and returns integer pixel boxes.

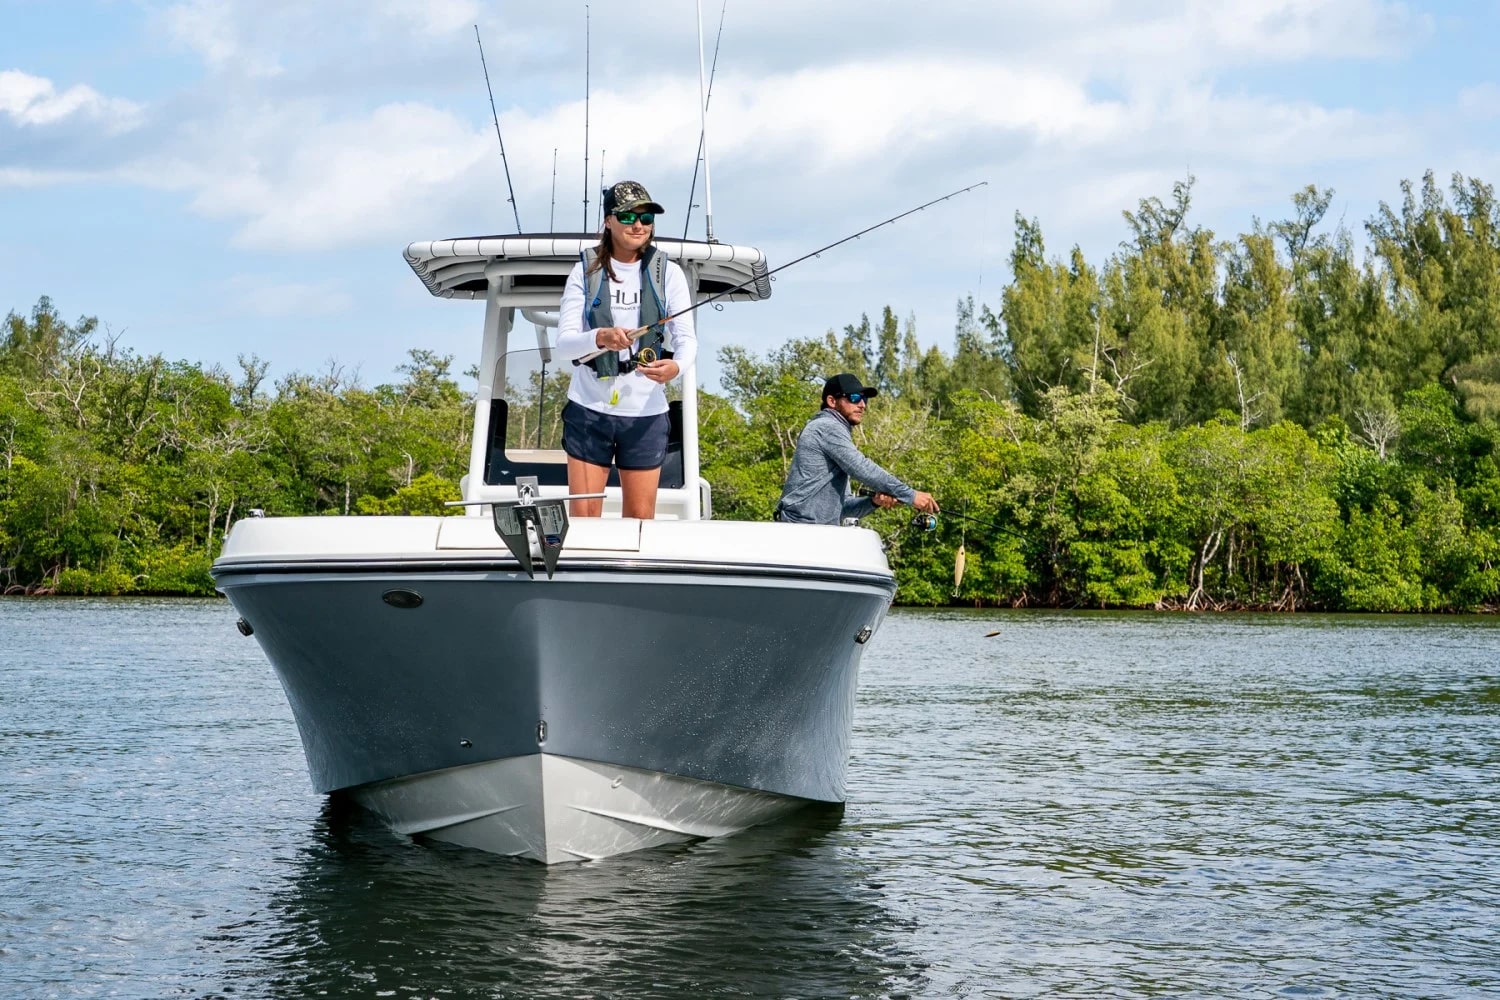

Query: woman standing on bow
[555,180,697,519]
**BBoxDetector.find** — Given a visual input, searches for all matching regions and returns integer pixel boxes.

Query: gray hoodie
[775,408,916,524]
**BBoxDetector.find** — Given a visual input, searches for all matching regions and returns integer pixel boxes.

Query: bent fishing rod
[578,181,988,363]
[858,488,1026,541]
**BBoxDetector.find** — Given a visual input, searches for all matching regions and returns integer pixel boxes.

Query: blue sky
[4,1,1499,393]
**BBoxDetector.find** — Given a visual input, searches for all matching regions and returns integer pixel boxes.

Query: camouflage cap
[603,180,665,215]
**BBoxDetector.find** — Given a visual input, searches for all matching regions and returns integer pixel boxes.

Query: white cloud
[149,101,493,251]
[1183,0,1424,61]
[158,0,494,81]
[163,0,284,76]
[0,70,144,132]
[98,33,1413,258]
[236,108,490,250]
[374,0,483,37]
[635,0,1423,86]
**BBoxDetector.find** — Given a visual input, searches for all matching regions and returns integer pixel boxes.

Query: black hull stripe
[212,557,896,591]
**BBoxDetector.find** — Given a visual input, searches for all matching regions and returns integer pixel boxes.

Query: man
[774,373,940,525]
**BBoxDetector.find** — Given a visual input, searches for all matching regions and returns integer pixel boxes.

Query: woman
[555,180,696,518]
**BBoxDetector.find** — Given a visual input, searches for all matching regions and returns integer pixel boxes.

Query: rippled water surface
[2,598,1497,998]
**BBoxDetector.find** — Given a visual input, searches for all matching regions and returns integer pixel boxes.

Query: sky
[4,0,1500,393]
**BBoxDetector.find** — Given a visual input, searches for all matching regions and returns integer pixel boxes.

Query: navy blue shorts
[562,400,670,470]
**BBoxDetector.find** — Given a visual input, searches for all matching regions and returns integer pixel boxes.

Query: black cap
[820,373,878,408]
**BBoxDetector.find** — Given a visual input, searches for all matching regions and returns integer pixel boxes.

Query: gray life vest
[576,244,671,378]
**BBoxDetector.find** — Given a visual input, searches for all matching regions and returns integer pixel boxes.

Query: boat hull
[214,523,894,862]
[351,753,809,863]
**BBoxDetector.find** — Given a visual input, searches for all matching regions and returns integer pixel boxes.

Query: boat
[211,231,899,863]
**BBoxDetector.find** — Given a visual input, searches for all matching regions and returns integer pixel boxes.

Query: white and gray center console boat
[212,233,896,863]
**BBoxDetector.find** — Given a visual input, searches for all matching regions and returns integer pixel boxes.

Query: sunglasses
[843,392,867,404]
[613,211,655,226]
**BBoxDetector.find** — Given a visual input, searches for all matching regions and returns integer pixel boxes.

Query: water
[2,598,1497,998]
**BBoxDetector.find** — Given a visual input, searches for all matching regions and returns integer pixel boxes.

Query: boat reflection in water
[216,797,927,997]
[212,235,897,862]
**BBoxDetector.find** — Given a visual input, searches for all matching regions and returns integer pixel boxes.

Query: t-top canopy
[404,233,772,305]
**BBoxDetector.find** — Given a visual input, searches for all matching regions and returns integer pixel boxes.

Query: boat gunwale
[210,556,897,590]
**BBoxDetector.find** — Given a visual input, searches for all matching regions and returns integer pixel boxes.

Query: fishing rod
[579,180,988,363]
[857,488,1025,541]
[911,506,1025,541]
[582,4,591,230]
[549,148,558,231]
[596,150,606,230]
[475,25,522,233]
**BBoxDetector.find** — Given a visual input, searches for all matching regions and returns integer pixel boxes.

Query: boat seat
[484,398,684,489]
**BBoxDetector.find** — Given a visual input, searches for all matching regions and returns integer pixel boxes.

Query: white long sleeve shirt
[554,254,696,418]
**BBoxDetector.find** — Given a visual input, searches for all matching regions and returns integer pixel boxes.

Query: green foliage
[354,473,463,516]
[0,305,472,594]
[133,543,217,596]
[694,171,1500,611]
[1318,499,1428,612]
[8,169,1500,610]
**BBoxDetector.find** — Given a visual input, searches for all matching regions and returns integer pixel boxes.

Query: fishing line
[861,490,1024,541]
[579,181,988,363]
[910,506,1026,541]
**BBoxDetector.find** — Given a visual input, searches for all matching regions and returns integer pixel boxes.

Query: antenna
[474,25,522,232]
[694,0,717,242]
[550,148,558,231]
[684,0,726,240]
[582,4,591,230]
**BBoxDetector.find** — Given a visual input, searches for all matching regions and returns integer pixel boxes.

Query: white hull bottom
[350,754,807,864]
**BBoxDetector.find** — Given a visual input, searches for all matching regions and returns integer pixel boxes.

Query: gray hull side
[219,569,892,803]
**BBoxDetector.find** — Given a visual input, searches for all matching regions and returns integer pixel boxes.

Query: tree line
[4,170,1498,610]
